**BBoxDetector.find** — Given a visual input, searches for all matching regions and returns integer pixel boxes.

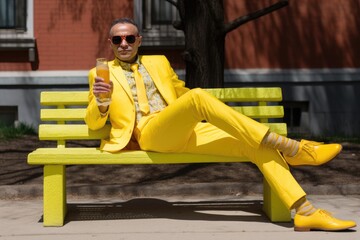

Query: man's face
[109,23,142,63]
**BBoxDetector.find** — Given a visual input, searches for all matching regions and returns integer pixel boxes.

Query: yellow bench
[27,87,291,227]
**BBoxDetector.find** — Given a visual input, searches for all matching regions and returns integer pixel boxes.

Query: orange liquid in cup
[96,62,110,100]
[96,67,110,84]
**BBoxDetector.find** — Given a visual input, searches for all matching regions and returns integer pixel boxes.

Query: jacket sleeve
[164,57,190,97]
[84,68,109,130]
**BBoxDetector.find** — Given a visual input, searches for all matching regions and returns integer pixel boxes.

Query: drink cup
[96,58,110,101]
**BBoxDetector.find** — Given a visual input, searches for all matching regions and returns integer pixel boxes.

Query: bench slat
[40,106,284,121]
[268,123,287,136]
[41,109,87,121]
[41,91,89,106]
[40,88,283,106]
[206,88,282,102]
[232,106,283,118]
[39,123,287,140]
[28,148,250,165]
[39,124,112,140]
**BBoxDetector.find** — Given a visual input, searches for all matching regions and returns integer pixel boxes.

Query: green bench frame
[27,87,291,226]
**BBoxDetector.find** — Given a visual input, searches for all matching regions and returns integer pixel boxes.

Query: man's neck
[116,56,140,70]
[116,55,139,64]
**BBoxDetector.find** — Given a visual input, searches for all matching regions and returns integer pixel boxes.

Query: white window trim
[134,0,184,47]
[134,0,144,33]
[0,0,34,39]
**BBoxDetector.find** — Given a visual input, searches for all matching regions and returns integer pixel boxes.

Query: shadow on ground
[38,198,293,228]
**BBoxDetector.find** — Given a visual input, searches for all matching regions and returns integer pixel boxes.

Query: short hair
[109,18,140,36]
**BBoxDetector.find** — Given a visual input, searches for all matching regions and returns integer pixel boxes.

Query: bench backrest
[39,88,287,147]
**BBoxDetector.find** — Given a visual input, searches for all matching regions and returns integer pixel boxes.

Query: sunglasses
[111,35,138,44]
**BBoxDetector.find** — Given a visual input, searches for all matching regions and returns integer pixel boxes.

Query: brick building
[1,0,360,137]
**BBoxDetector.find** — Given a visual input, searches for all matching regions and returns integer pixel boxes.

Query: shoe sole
[294,224,357,232]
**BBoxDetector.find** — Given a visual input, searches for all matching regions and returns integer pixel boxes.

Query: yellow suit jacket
[85,55,189,152]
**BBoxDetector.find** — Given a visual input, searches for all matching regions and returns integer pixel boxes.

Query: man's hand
[93,76,113,113]
[93,76,113,98]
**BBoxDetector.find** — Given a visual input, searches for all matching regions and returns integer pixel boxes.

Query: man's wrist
[100,111,108,117]
[96,97,112,107]
[99,106,109,117]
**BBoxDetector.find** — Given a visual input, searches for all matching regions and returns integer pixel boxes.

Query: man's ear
[138,35,142,47]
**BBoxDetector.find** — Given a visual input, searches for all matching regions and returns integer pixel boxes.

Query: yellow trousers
[137,88,306,209]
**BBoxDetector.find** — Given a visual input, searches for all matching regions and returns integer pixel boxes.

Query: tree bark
[175,0,225,88]
[171,0,289,88]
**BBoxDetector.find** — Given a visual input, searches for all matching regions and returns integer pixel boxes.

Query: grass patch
[0,122,37,140]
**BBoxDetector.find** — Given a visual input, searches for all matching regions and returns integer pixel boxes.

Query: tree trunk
[178,0,225,88]
[173,0,289,88]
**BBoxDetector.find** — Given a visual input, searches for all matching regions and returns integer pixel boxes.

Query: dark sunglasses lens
[112,36,121,44]
[126,35,136,43]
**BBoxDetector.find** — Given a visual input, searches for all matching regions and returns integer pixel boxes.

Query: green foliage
[0,122,37,140]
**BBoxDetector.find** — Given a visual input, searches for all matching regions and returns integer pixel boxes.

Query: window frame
[0,0,35,62]
[0,0,34,40]
[0,0,26,30]
[134,0,184,47]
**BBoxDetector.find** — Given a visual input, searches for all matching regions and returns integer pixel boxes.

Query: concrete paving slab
[0,195,359,240]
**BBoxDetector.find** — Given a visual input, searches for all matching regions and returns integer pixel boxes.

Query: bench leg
[43,165,67,227]
[262,178,291,222]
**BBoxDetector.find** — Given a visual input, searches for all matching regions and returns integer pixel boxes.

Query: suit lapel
[141,56,174,104]
[109,59,133,102]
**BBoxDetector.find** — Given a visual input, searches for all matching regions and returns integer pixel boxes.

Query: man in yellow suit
[85,18,356,231]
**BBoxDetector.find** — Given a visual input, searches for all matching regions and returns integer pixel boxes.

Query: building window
[0,0,35,64]
[0,106,18,126]
[146,0,176,26]
[134,0,184,47]
[0,0,33,39]
[283,101,309,135]
[0,0,27,31]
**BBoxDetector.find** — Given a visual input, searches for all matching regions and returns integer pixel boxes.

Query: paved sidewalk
[0,195,358,240]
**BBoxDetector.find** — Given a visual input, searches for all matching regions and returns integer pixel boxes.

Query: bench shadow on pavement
[40,198,293,228]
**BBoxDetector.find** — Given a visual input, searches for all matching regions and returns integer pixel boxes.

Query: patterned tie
[130,63,150,115]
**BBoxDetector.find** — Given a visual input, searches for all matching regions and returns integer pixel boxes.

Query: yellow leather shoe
[284,140,342,166]
[294,209,357,231]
